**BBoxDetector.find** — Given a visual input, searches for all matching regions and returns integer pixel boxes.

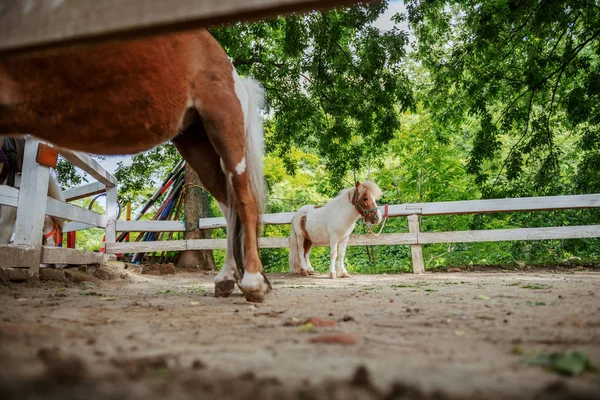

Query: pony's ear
[355,181,361,188]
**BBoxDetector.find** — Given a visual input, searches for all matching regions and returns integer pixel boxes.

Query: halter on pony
[43,221,63,246]
[352,188,389,236]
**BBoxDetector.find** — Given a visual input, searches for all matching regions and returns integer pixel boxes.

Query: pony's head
[352,181,383,225]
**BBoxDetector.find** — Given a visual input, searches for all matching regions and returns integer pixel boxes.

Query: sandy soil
[0,265,599,399]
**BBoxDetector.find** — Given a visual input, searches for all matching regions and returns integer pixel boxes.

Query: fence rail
[110,193,600,273]
[0,138,116,275]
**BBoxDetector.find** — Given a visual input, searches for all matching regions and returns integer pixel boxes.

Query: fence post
[407,214,425,274]
[13,138,49,277]
[105,185,118,255]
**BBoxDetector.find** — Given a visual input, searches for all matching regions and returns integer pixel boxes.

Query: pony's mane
[360,181,383,200]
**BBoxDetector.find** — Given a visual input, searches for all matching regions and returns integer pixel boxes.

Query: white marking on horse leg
[215,201,237,283]
[235,157,246,175]
[241,271,264,291]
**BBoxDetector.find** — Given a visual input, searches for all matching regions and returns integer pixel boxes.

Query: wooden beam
[46,197,107,227]
[0,0,369,56]
[117,220,186,232]
[63,182,106,202]
[419,225,600,244]
[407,214,424,274]
[59,149,117,187]
[0,185,19,208]
[63,221,98,233]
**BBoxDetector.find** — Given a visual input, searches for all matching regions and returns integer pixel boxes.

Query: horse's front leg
[329,235,339,279]
[336,235,351,278]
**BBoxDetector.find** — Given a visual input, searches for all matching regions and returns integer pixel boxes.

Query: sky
[97,0,410,178]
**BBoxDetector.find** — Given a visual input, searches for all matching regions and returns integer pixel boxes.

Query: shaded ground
[0,265,599,399]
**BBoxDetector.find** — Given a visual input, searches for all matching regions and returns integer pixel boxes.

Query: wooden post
[105,186,118,254]
[13,139,49,277]
[407,214,425,274]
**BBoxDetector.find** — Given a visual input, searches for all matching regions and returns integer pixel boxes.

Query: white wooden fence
[110,193,600,273]
[0,138,118,277]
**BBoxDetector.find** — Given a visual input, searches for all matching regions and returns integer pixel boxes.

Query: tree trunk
[178,166,216,271]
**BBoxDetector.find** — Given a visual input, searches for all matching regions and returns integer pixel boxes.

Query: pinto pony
[0,29,270,301]
[289,181,383,278]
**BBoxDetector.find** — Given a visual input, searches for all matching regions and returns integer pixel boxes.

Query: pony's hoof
[329,272,336,279]
[300,269,309,277]
[241,272,271,303]
[307,269,316,275]
[214,280,236,298]
[339,272,351,278]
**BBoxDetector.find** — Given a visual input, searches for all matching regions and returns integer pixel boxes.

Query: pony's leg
[172,125,235,297]
[336,235,351,278]
[329,235,339,279]
[0,204,17,244]
[213,201,238,297]
[191,78,268,302]
[295,228,310,276]
[305,246,316,275]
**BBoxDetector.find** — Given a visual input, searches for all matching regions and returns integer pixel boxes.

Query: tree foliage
[406,0,600,197]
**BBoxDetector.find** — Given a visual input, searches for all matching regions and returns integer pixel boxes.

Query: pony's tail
[47,172,66,229]
[288,215,303,274]
[228,76,266,279]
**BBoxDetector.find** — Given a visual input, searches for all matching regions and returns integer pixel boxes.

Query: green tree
[406,0,600,197]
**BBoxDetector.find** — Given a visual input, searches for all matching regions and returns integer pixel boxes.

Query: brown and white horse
[0,29,270,302]
[289,181,383,278]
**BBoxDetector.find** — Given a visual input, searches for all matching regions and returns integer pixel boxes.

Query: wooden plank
[407,214,425,274]
[12,139,48,277]
[63,182,106,202]
[117,220,185,232]
[59,150,117,187]
[105,186,118,244]
[41,247,109,265]
[198,212,296,229]
[405,194,600,216]
[0,0,365,56]
[0,185,19,208]
[63,221,98,233]
[46,197,107,227]
[105,232,417,253]
[419,225,600,244]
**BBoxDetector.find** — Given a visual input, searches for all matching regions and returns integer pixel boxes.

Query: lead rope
[365,204,389,237]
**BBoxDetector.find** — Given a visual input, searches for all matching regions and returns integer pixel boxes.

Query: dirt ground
[1,264,599,400]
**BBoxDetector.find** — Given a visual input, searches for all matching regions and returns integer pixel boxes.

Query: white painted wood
[105,186,118,245]
[59,149,117,187]
[12,139,48,277]
[105,233,418,253]
[0,185,19,208]
[419,225,600,244]
[46,197,107,227]
[41,247,109,265]
[63,221,98,233]
[407,214,425,274]
[63,182,106,202]
[0,0,360,55]
[390,194,600,216]
[117,220,185,232]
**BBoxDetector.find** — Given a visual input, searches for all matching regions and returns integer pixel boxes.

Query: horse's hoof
[329,272,336,279]
[241,272,270,303]
[340,272,351,278]
[214,280,236,298]
[307,269,316,275]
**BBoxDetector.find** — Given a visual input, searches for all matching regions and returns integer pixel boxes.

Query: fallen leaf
[305,317,336,327]
[475,295,490,300]
[254,310,287,317]
[309,334,357,345]
[523,351,597,376]
[100,297,118,301]
[299,323,318,333]
[453,330,465,336]
[190,301,200,306]
[283,317,303,327]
